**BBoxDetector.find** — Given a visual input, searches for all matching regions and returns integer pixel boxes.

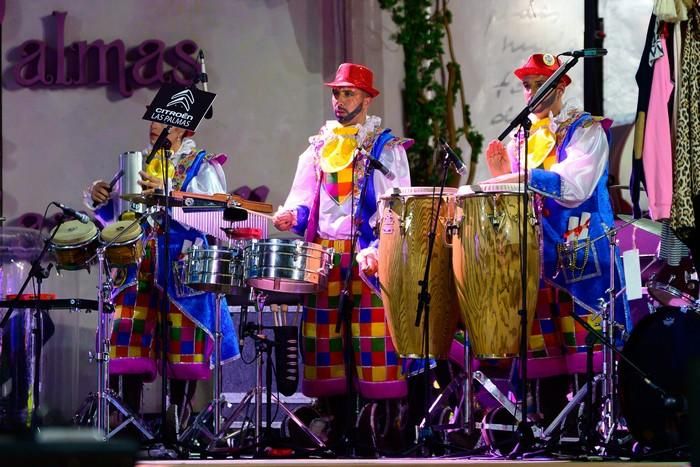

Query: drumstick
[109,169,125,190]
[241,207,275,220]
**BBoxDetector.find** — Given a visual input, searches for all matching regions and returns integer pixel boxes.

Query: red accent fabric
[324,63,380,97]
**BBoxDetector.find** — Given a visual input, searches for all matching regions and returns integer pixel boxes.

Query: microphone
[663,394,686,411]
[199,49,213,119]
[559,48,607,58]
[145,130,171,165]
[53,202,90,224]
[361,149,395,181]
[438,138,468,176]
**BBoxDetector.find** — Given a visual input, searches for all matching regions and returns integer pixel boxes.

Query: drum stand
[74,245,153,441]
[74,215,155,441]
[183,289,326,456]
[176,293,226,450]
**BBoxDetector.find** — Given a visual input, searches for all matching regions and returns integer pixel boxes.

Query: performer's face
[521,75,564,119]
[331,87,371,126]
[149,121,187,149]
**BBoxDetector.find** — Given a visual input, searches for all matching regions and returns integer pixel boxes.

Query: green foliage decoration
[378,0,483,186]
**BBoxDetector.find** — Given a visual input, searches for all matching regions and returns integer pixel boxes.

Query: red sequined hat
[324,63,380,97]
[514,53,572,87]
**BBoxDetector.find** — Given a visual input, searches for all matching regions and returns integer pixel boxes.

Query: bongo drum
[100,220,144,266]
[50,220,99,270]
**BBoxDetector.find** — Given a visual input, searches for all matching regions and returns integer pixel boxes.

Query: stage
[136,458,687,467]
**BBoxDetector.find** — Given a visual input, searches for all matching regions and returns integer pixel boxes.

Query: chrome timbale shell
[182,245,246,295]
[243,239,334,294]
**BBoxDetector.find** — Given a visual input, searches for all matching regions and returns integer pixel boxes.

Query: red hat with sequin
[324,63,380,97]
[514,53,571,87]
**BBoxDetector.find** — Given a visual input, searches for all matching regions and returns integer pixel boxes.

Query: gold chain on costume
[556,238,591,280]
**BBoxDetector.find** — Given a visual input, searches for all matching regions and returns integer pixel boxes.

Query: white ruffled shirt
[507,102,609,208]
[283,115,411,240]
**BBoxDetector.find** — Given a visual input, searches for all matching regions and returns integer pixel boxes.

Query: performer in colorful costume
[85,122,239,425]
[272,63,412,436]
[484,53,630,379]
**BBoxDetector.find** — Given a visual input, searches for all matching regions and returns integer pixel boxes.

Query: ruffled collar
[143,138,197,165]
[313,115,382,147]
[530,100,582,132]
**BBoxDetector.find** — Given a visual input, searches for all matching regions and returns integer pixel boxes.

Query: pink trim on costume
[211,153,228,165]
[302,378,347,398]
[565,351,602,375]
[527,356,568,379]
[110,358,157,382]
[358,380,408,400]
[168,363,211,381]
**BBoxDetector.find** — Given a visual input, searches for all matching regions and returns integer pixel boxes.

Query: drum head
[379,186,457,199]
[456,183,524,197]
[51,220,97,245]
[620,307,700,449]
[100,220,142,244]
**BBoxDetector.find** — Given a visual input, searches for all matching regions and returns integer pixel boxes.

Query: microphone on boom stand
[199,49,213,119]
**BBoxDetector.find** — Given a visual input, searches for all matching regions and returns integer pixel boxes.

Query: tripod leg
[270,393,327,448]
[209,389,257,448]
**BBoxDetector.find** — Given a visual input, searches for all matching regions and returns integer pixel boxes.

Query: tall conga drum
[452,184,540,359]
[378,187,459,358]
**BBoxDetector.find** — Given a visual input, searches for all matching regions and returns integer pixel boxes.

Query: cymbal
[120,193,185,207]
[617,214,662,236]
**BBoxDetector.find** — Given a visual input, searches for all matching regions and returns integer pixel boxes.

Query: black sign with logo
[143,84,215,131]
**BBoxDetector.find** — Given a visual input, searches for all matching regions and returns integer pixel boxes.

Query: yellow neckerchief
[526,117,558,170]
[320,126,359,173]
[144,149,175,179]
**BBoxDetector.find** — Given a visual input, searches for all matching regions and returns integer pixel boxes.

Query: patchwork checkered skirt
[301,239,407,400]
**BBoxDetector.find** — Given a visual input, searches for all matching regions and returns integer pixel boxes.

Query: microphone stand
[496,55,581,458]
[334,153,374,457]
[142,126,175,447]
[412,151,451,456]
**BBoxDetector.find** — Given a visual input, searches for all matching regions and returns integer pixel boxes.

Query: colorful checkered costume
[301,239,406,399]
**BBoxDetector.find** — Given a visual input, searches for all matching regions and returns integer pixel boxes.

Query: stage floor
[136,459,687,467]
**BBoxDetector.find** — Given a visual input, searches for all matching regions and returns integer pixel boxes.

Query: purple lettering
[89,39,129,96]
[168,39,198,85]
[13,40,49,85]
[9,11,199,98]
[130,40,165,86]
[53,11,72,85]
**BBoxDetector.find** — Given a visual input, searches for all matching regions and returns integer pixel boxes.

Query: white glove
[356,246,379,276]
[272,207,297,231]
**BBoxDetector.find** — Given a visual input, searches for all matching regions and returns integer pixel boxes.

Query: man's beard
[335,102,364,125]
[531,89,558,115]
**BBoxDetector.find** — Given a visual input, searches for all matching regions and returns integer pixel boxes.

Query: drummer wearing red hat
[482,52,630,418]
[272,63,413,445]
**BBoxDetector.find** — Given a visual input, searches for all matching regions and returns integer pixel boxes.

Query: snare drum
[243,239,334,294]
[182,245,246,295]
[378,187,459,358]
[100,220,144,266]
[646,257,699,308]
[451,184,540,358]
[50,220,99,270]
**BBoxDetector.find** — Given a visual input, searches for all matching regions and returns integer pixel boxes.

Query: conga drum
[451,184,540,359]
[377,187,459,358]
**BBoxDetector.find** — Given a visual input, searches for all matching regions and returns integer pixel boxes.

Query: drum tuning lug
[488,213,504,229]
